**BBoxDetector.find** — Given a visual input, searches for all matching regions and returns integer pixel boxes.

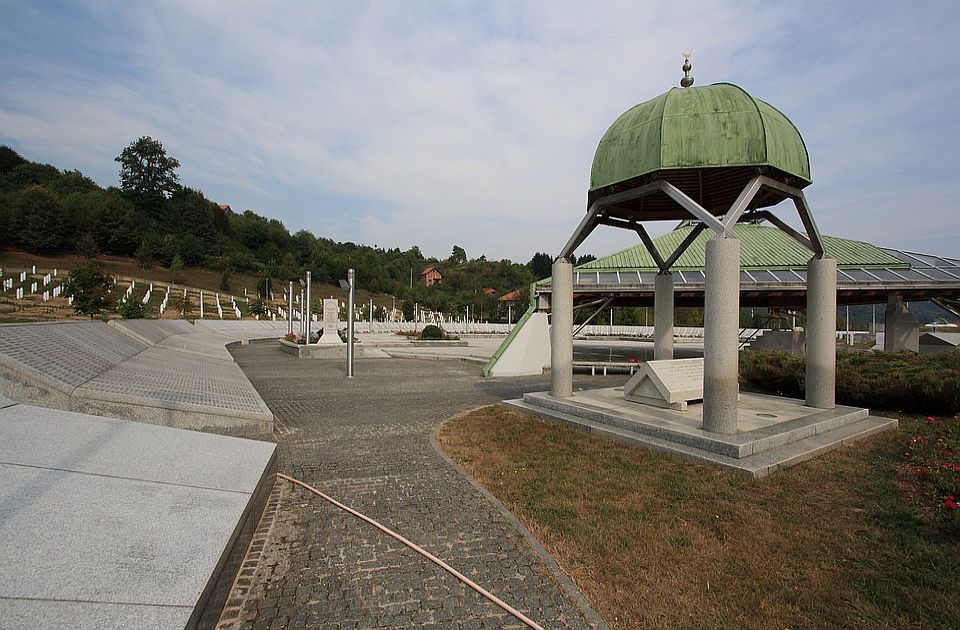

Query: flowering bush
[902,415,960,533]
[283,332,298,343]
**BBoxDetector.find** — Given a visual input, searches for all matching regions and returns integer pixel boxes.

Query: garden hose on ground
[276,472,545,630]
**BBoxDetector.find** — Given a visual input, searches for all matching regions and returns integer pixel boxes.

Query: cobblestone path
[219,346,618,629]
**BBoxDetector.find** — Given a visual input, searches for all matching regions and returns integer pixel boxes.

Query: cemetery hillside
[0,141,563,319]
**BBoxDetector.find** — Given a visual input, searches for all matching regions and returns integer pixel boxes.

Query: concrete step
[504,398,897,478]
[522,391,869,459]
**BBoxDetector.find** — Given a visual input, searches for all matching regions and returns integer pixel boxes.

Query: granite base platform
[505,388,897,477]
[0,401,276,630]
[278,339,365,358]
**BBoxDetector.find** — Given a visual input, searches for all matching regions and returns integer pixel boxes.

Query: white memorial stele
[623,358,704,411]
[316,298,344,345]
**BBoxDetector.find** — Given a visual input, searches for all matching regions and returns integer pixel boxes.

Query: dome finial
[680,51,694,88]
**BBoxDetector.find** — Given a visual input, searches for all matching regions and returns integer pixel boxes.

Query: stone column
[883,295,919,352]
[703,236,740,434]
[654,271,674,360]
[805,256,837,409]
[550,257,574,398]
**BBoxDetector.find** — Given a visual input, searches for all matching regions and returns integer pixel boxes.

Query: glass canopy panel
[843,270,881,283]
[598,272,619,284]
[769,270,804,283]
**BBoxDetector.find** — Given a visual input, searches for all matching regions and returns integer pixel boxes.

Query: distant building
[420,266,442,286]
[482,287,497,296]
[498,289,525,303]
[218,203,232,214]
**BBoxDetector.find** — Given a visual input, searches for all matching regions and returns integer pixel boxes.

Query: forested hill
[0,140,592,315]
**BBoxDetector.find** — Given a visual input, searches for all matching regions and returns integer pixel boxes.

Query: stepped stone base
[505,388,897,477]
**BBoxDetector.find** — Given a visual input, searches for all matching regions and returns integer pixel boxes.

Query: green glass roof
[590,83,811,191]
[577,224,908,272]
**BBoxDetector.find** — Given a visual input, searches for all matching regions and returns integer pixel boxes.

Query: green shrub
[740,350,960,414]
[421,324,443,340]
[118,298,145,319]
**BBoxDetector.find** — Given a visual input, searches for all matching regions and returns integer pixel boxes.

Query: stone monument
[317,298,344,345]
[623,358,704,410]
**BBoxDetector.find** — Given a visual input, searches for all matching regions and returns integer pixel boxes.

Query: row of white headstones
[0,266,70,304]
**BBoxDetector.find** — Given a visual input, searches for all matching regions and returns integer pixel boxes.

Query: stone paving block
[0,321,146,391]
[0,599,188,630]
[76,346,272,418]
[157,332,237,361]
[111,319,197,346]
[219,350,615,630]
[0,403,277,630]
[0,403,276,491]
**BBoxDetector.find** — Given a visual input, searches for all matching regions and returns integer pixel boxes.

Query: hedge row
[739,350,960,414]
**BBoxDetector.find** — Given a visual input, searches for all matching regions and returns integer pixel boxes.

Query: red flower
[925,416,937,424]
[945,496,959,510]
[944,448,955,458]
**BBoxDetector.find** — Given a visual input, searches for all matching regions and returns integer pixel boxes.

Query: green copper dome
[590,83,811,192]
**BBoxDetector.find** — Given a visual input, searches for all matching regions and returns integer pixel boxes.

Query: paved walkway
[221,346,622,629]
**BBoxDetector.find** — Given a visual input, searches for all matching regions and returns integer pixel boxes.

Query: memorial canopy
[588,83,811,222]
[541,223,960,308]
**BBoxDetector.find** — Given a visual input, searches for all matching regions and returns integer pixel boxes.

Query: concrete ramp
[0,402,276,630]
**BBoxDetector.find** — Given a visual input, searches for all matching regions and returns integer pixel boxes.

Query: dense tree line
[0,141,557,320]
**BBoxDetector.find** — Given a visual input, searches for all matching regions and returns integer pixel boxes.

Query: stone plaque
[317,298,344,345]
[623,358,703,410]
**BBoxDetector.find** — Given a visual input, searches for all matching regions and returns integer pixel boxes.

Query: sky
[1,1,958,263]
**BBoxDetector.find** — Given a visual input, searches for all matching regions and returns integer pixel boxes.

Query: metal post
[845,304,851,344]
[305,271,312,343]
[288,281,294,335]
[508,305,512,326]
[369,298,374,333]
[347,269,355,378]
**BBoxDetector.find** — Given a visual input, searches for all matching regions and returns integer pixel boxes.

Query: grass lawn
[438,406,960,629]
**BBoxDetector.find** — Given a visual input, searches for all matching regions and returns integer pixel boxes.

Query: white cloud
[1,1,957,261]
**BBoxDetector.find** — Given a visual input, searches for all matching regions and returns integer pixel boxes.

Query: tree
[528,252,553,278]
[64,261,115,318]
[179,294,193,319]
[574,253,597,266]
[115,136,181,200]
[12,185,67,253]
[76,233,99,259]
[402,301,415,322]
[135,240,153,270]
[169,253,184,284]
[250,299,266,317]
[449,245,467,265]
[219,267,231,291]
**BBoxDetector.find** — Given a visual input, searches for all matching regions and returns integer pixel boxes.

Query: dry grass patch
[438,406,960,629]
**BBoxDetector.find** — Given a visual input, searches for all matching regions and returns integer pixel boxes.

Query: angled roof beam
[755,176,826,257]
[632,224,667,272]
[720,176,763,234]
[661,222,708,270]
[792,192,826,258]
[657,181,725,233]
[747,210,815,252]
[558,202,601,260]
